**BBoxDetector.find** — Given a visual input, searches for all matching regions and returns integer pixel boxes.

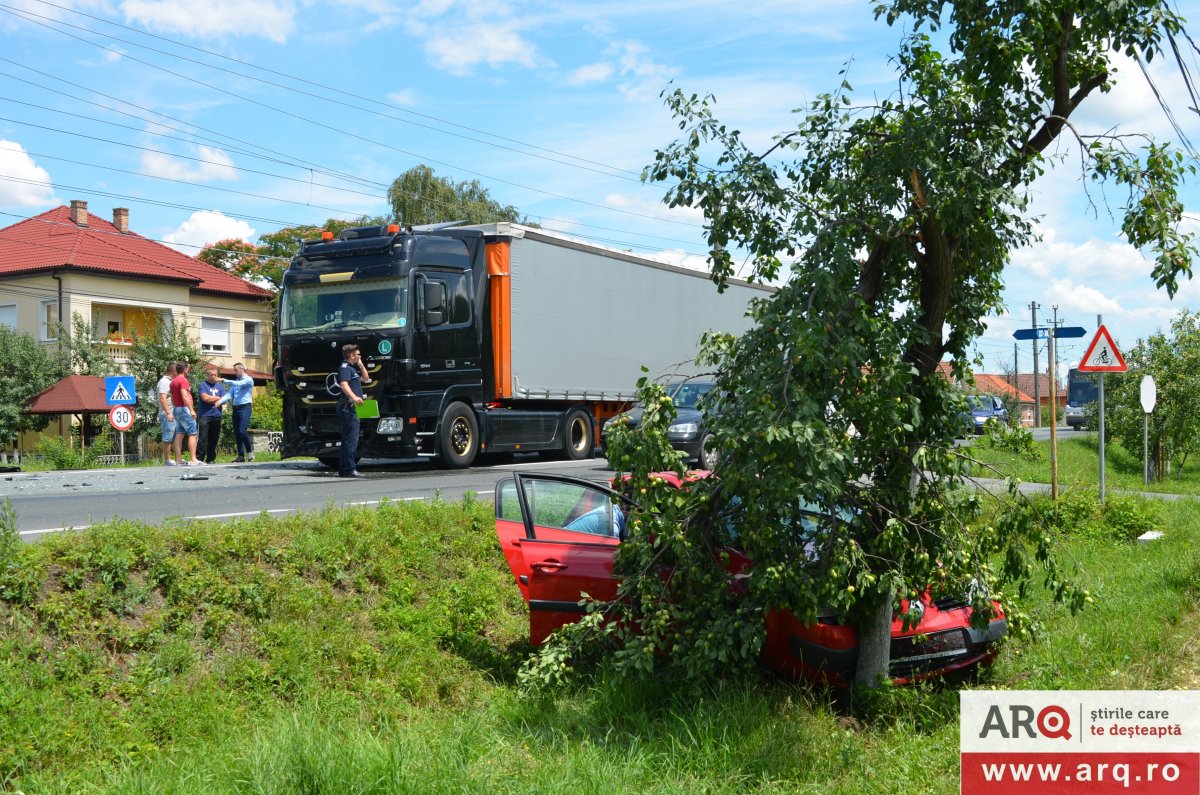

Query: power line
[1,7,703,230]
[0,111,713,251]
[12,0,651,182]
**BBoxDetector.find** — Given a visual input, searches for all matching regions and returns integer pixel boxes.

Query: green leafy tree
[608,0,1196,688]
[127,316,203,439]
[1102,310,1200,479]
[52,313,119,377]
[197,218,364,294]
[387,164,526,227]
[0,326,66,453]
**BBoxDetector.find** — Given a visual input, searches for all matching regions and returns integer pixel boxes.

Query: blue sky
[1,0,1198,378]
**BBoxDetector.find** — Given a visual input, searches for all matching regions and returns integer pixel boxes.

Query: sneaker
[234,456,246,463]
[340,471,364,478]
[247,452,255,462]
[165,460,178,467]
[189,460,206,467]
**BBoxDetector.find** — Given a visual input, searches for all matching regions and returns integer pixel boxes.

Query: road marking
[190,509,295,520]
[20,498,427,537]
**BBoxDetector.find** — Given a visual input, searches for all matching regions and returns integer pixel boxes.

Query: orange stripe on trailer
[486,241,512,399]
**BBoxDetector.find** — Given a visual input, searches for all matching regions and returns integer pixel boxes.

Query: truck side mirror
[423,282,445,326]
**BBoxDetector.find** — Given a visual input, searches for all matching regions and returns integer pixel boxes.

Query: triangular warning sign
[109,382,133,403]
[1078,324,1128,372]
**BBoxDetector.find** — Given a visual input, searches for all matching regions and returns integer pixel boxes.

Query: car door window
[498,477,625,539]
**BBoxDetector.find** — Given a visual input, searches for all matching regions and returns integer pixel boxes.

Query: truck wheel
[697,433,719,470]
[561,408,594,460]
[439,403,479,468]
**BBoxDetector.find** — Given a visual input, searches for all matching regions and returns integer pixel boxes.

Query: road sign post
[1079,320,1127,501]
[109,403,135,465]
[1141,376,1157,485]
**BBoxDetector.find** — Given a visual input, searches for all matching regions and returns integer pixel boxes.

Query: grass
[1,487,1198,792]
[968,433,1200,495]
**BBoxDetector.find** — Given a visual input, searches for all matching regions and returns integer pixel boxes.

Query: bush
[1031,489,1161,543]
[34,433,115,470]
[977,421,1043,461]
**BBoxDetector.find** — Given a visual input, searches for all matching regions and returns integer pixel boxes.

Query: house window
[0,304,15,330]
[200,317,230,354]
[244,320,262,357]
[40,300,59,341]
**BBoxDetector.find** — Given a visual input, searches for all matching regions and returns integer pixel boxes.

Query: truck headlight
[376,417,404,435]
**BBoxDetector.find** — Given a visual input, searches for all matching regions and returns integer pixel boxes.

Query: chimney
[113,207,129,234]
[69,199,88,227]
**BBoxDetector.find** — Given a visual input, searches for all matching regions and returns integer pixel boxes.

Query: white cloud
[387,89,416,106]
[421,21,544,75]
[120,0,297,43]
[566,62,614,86]
[610,40,678,100]
[139,145,238,183]
[0,141,57,208]
[162,210,256,252]
[1010,229,1150,283]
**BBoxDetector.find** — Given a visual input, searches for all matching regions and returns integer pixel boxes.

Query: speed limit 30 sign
[109,404,135,432]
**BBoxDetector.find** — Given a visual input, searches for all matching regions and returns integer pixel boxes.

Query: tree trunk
[854,591,894,687]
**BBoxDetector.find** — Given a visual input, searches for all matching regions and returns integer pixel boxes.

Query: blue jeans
[337,400,359,476]
[232,404,253,455]
[173,407,198,436]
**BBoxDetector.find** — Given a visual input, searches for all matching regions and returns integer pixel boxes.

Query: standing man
[156,362,177,466]
[170,360,202,466]
[196,366,226,464]
[336,343,371,478]
[220,363,255,462]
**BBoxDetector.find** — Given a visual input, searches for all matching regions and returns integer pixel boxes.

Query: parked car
[964,394,1010,434]
[494,472,1007,687]
[1064,402,1087,429]
[600,381,720,469]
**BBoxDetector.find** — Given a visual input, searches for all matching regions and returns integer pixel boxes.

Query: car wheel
[317,456,338,469]
[561,408,594,460]
[697,432,719,470]
[438,402,479,468]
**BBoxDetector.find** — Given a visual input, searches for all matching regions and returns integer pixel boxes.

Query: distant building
[0,199,273,449]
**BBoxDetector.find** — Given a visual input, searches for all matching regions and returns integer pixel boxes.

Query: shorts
[173,407,198,436]
[158,410,176,443]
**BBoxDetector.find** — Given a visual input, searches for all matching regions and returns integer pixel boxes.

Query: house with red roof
[0,200,274,451]
[0,199,272,367]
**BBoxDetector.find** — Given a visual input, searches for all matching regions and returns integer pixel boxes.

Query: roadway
[2,456,613,541]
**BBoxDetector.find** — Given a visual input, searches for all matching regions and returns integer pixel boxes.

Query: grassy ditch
[1,493,1198,793]
[969,433,1200,495]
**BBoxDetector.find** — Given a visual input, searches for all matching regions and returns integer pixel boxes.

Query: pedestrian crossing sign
[106,375,136,405]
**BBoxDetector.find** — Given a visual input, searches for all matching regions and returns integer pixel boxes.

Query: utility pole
[1030,302,1041,427]
[1049,306,1060,499]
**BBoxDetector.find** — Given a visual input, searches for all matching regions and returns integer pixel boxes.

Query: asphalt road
[1,456,614,541]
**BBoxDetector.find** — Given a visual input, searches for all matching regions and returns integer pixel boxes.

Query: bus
[1065,368,1097,429]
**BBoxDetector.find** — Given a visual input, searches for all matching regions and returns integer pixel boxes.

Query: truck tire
[697,433,719,470]
[438,402,479,468]
[561,408,594,460]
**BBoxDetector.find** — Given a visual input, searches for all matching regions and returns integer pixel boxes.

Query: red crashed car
[494,472,1007,686]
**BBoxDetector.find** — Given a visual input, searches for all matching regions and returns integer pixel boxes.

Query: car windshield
[280,276,408,333]
[967,396,988,410]
[668,381,715,409]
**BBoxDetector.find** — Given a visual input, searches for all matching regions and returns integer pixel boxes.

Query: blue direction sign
[1013,326,1088,340]
[105,375,136,405]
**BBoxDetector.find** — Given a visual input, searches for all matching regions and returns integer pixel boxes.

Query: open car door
[494,474,626,644]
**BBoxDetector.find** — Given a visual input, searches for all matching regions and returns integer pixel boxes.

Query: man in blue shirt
[196,366,227,464]
[220,363,256,462]
[336,344,371,478]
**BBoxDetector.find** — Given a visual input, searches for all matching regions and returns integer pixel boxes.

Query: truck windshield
[280,276,408,333]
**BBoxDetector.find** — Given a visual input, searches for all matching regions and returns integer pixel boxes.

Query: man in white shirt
[156,362,177,465]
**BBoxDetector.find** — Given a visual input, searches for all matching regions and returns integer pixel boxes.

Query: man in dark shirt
[336,344,371,478]
[196,366,226,464]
